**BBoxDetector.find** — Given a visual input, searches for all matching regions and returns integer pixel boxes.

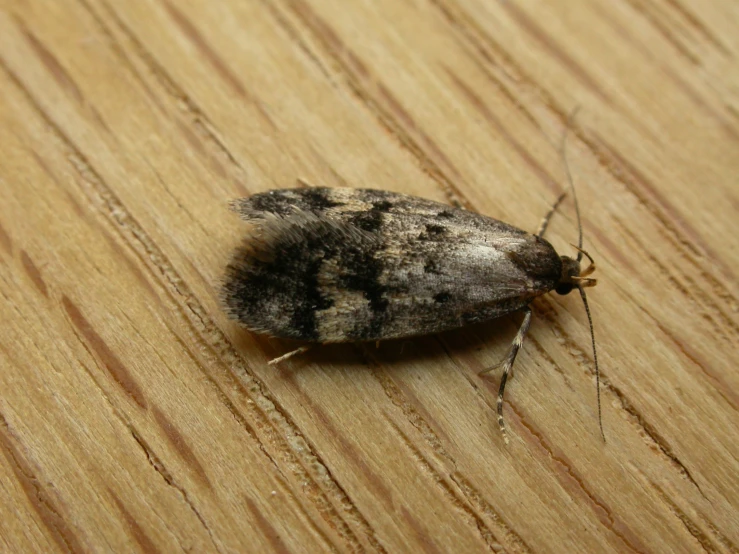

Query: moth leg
[479,307,533,444]
[537,191,568,238]
[267,345,312,366]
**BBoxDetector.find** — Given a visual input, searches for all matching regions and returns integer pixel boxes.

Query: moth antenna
[578,285,605,442]
[561,107,584,262]
[569,244,596,277]
[537,191,568,238]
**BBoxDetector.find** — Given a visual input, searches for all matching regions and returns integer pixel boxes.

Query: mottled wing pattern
[223,188,562,342]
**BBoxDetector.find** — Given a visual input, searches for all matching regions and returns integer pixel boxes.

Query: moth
[222,181,601,443]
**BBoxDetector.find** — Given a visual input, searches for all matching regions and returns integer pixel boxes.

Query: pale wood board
[0,0,737,552]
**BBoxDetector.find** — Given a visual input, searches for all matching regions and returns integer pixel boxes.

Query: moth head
[555,249,596,296]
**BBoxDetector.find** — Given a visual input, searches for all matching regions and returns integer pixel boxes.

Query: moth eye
[555,283,574,295]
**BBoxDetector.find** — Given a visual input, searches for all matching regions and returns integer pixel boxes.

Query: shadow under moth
[222,181,601,443]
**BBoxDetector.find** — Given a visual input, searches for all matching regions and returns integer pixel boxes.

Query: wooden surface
[1,0,737,552]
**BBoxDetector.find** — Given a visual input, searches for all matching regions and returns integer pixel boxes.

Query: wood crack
[270,0,473,210]
[536,297,708,497]
[509,403,648,554]
[127,425,224,554]
[0,411,86,553]
[75,0,251,194]
[649,480,718,554]
[361,350,532,554]
[613,216,739,342]
[385,417,531,554]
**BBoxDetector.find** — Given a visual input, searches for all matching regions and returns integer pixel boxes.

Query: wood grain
[1,0,737,552]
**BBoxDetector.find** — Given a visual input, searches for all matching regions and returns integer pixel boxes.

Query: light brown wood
[1,0,737,552]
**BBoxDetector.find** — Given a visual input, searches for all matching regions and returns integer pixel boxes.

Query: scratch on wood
[107,489,163,554]
[161,0,276,129]
[152,407,213,490]
[127,425,224,553]
[508,403,649,554]
[243,496,292,554]
[20,250,48,297]
[497,0,613,102]
[621,0,701,65]
[386,417,531,553]
[62,295,148,409]
[0,411,87,553]
[275,0,472,209]
[445,68,560,194]
[0,219,12,255]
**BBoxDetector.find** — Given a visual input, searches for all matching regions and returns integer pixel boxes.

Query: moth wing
[229,187,447,225]
[372,228,561,339]
[222,209,381,340]
[225,187,562,341]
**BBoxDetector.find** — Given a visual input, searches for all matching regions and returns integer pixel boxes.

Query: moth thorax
[555,256,581,295]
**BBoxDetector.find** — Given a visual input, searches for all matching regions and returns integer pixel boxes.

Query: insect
[222,151,602,443]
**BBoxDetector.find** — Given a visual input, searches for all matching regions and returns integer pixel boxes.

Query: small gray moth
[222,185,601,443]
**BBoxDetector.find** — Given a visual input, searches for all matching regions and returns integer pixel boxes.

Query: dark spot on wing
[224,222,337,340]
[248,191,295,217]
[372,200,393,212]
[340,244,388,340]
[424,259,441,274]
[436,210,455,219]
[243,188,342,219]
[302,188,342,211]
[349,211,383,232]
[419,223,447,241]
[434,291,452,303]
[358,188,394,204]
[348,199,393,233]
